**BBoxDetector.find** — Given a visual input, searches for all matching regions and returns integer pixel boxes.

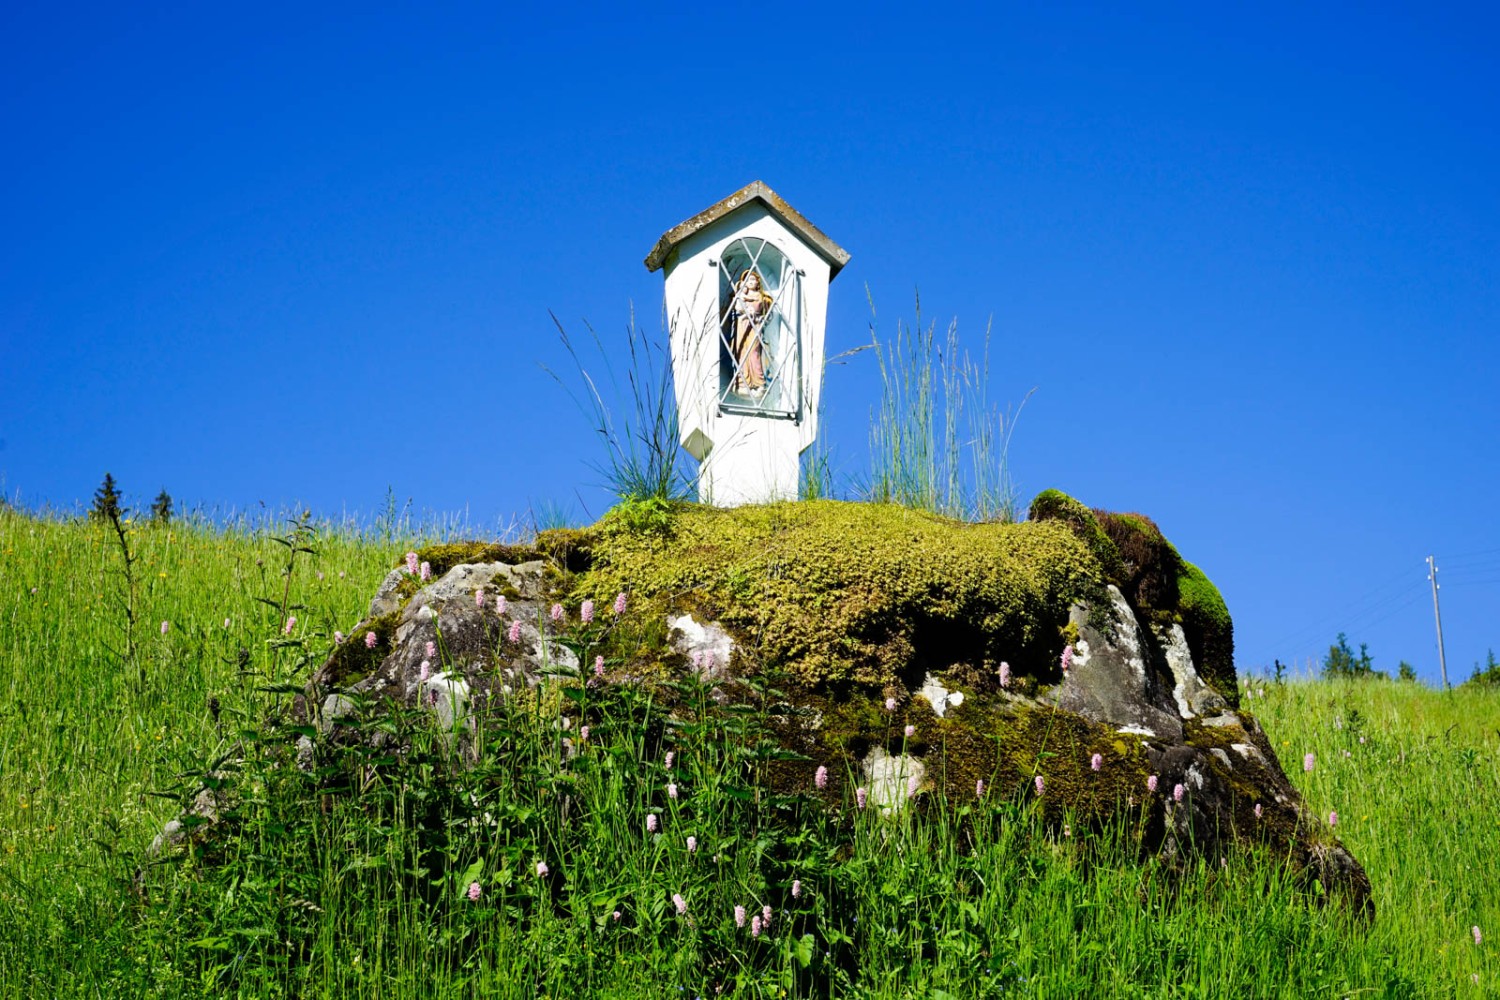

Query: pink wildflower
[998,661,1011,688]
[792,879,802,899]
[160,621,170,635]
[535,861,548,877]
[672,893,687,916]
[467,881,482,902]
[425,640,436,659]
[1328,810,1338,828]
[1303,752,1315,772]
[647,814,658,833]
[612,910,621,922]
[593,655,605,677]
[686,835,697,853]
[405,551,419,575]
[1035,775,1045,795]
[550,603,563,623]
[1173,783,1185,803]
[334,631,345,644]
[976,779,985,798]
[1091,753,1103,772]
[1061,644,1074,673]
[419,659,430,681]
[885,696,898,712]
[1147,774,1158,793]
[762,904,772,929]
[579,725,589,741]
[420,561,431,581]
[283,616,295,635]
[907,773,920,798]
[475,588,484,608]
[364,632,377,649]
[904,724,916,739]
[856,787,868,810]
[1254,802,1263,819]
[815,765,828,790]
[668,783,679,800]
[496,595,506,615]
[581,599,595,623]
[751,915,762,938]
[507,621,522,644]
[665,751,675,769]
[613,591,627,615]
[1474,926,1483,946]
[734,905,746,928]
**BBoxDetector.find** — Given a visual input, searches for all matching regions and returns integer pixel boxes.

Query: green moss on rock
[319,610,404,687]
[575,499,1103,687]
[1094,511,1180,618]
[413,542,544,577]
[1090,509,1239,707]
[1028,490,1124,582]
[1178,559,1238,706]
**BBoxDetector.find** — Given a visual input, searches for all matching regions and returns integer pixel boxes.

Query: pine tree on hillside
[1468,650,1500,686]
[90,473,124,522]
[1323,632,1383,679]
[151,488,173,524]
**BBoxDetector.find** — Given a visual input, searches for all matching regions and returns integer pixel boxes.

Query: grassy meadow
[1,504,1496,998]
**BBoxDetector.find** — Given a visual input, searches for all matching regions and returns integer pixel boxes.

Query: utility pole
[1427,555,1449,689]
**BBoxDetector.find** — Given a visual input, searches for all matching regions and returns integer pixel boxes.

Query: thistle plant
[94,477,141,676]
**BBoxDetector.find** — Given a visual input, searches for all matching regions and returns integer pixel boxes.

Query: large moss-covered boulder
[298,493,1368,915]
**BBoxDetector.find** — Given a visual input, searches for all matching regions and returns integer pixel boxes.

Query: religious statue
[727,268,772,396]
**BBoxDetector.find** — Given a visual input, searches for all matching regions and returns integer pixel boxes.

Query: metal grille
[717,237,800,419]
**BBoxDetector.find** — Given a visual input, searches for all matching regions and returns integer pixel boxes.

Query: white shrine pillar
[645,180,850,507]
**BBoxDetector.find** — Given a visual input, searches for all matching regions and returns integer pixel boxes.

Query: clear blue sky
[3,3,1496,685]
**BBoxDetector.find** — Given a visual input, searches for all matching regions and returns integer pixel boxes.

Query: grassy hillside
[0,507,1495,997]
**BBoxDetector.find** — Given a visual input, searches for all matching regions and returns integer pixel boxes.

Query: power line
[1435,555,1500,573]
[1435,543,1500,563]
[1262,568,1425,654]
[1442,571,1500,588]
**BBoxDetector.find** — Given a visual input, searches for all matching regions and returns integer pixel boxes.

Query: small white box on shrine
[645,181,850,506]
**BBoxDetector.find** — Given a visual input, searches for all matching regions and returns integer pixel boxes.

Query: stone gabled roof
[644,180,851,279]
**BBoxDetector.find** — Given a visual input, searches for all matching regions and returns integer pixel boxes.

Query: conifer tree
[151,488,173,524]
[90,473,123,522]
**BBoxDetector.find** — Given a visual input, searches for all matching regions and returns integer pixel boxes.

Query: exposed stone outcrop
[287,493,1370,916]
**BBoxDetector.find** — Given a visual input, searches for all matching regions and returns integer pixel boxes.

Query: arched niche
[717,236,801,419]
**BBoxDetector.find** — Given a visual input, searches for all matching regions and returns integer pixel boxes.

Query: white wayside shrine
[645,180,850,506]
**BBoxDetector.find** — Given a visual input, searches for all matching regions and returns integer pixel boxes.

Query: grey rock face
[1046,585,1184,740]
[1154,621,1229,719]
[302,560,578,746]
[368,568,408,618]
